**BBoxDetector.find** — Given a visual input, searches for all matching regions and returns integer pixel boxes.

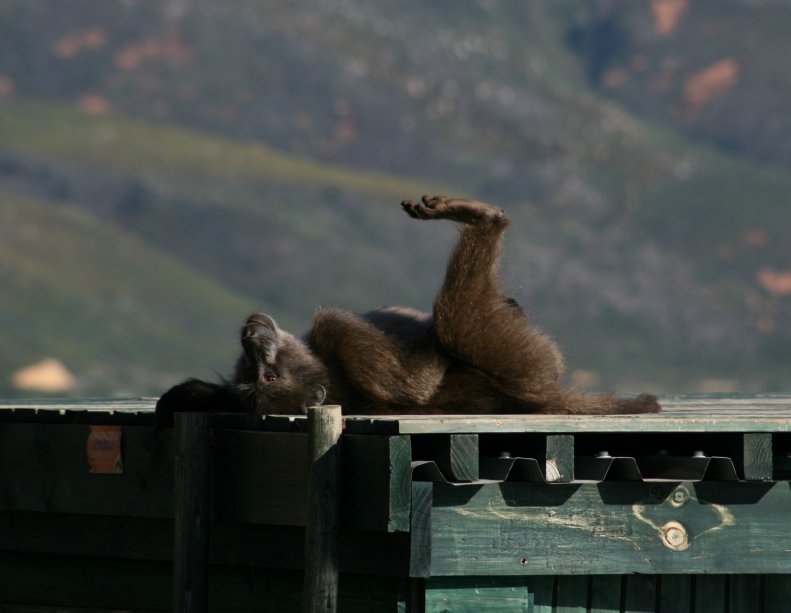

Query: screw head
[662,521,690,551]
[671,487,689,506]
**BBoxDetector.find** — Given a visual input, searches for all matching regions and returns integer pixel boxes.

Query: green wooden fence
[0,394,790,612]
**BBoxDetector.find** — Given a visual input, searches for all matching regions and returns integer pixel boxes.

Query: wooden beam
[409,482,433,578]
[173,412,211,613]
[343,434,412,532]
[303,405,343,613]
[742,432,773,480]
[430,481,791,575]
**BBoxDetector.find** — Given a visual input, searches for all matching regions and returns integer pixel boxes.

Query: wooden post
[173,412,211,613]
[303,405,342,613]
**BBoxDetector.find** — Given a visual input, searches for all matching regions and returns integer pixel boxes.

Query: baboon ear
[305,385,327,409]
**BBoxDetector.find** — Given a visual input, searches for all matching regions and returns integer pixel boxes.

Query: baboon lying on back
[156,196,660,422]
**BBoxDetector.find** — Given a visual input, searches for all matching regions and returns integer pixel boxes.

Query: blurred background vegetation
[1,0,790,398]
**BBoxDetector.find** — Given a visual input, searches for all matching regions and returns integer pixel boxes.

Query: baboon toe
[402,195,450,219]
[421,194,448,208]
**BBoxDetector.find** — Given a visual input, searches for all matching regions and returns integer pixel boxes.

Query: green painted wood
[545,434,574,482]
[556,575,587,612]
[443,434,479,481]
[0,423,174,517]
[692,575,727,612]
[729,575,763,613]
[409,481,433,578]
[343,434,412,532]
[424,577,563,613]
[657,575,691,612]
[763,574,791,611]
[4,394,791,433]
[743,433,773,480]
[212,430,309,526]
[589,575,620,613]
[623,575,656,612]
[531,576,554,613]
[343,394,791,434]
[425,577,533,612]
[430,481,791,576]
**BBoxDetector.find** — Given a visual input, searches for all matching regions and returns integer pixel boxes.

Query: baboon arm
[308,309,446,407]
[154,379,245,427]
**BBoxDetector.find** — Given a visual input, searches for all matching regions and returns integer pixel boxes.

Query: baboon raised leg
[402,196,564,395]
[402,195,659,415]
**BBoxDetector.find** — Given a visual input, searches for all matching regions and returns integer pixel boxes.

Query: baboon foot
[401,195,507,225]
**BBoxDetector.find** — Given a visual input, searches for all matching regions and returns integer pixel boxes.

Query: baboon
[156,196,660,423]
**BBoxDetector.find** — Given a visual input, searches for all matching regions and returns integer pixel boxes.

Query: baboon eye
[264,373,278,383]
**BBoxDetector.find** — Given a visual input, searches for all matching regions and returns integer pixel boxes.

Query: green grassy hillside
[0,1,790,396]
[0,190,257,396]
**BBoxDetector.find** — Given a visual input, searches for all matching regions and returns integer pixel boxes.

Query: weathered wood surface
[173,412,210,613]
[0,552,403,613]
[2,393,790,434]
[345,393,791,434]
[429,480,791,576]
[0,422,175,517]
[303,405,343,613]
[424,574,791,612]
[1,394,791,609]
[343,434,412,532]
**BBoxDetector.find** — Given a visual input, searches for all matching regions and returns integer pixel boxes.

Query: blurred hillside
[0,0,789,397]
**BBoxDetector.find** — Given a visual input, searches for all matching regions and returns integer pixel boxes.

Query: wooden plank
[729,575,763,613]
[430,481,791,576]
[0,398,156,426]
[0,512,173,561]
[657,575,691,612]
[343,434,412,532]
[303,405,342,613]
[411,434,479,482]
[546,434,574,482]
[0,512,413,578]
[173,412,210,613]
[743,433,773,480]
[425,577,533,612]
[3,394,791,432]
[0,551,171,611]
[692,575,727,613]
[530,576,554,613]
[339,394,791,434]
[409,481,433,578]
[444,434,479,481]
[3,393,791,421]
[212,430,309,526]
[623,575,656,612]
[763,575,791,611]
[0,551,400,613]
[424,577,558,613]
[556,575,588,612]
[589,575,620,613]
[0,423,174,517]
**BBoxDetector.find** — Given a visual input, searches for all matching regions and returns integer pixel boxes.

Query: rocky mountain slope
[0,0,789,396]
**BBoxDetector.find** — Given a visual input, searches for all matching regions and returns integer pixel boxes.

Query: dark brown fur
[156,196,660,421]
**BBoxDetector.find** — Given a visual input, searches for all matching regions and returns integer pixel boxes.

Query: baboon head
[232,314,328,415]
